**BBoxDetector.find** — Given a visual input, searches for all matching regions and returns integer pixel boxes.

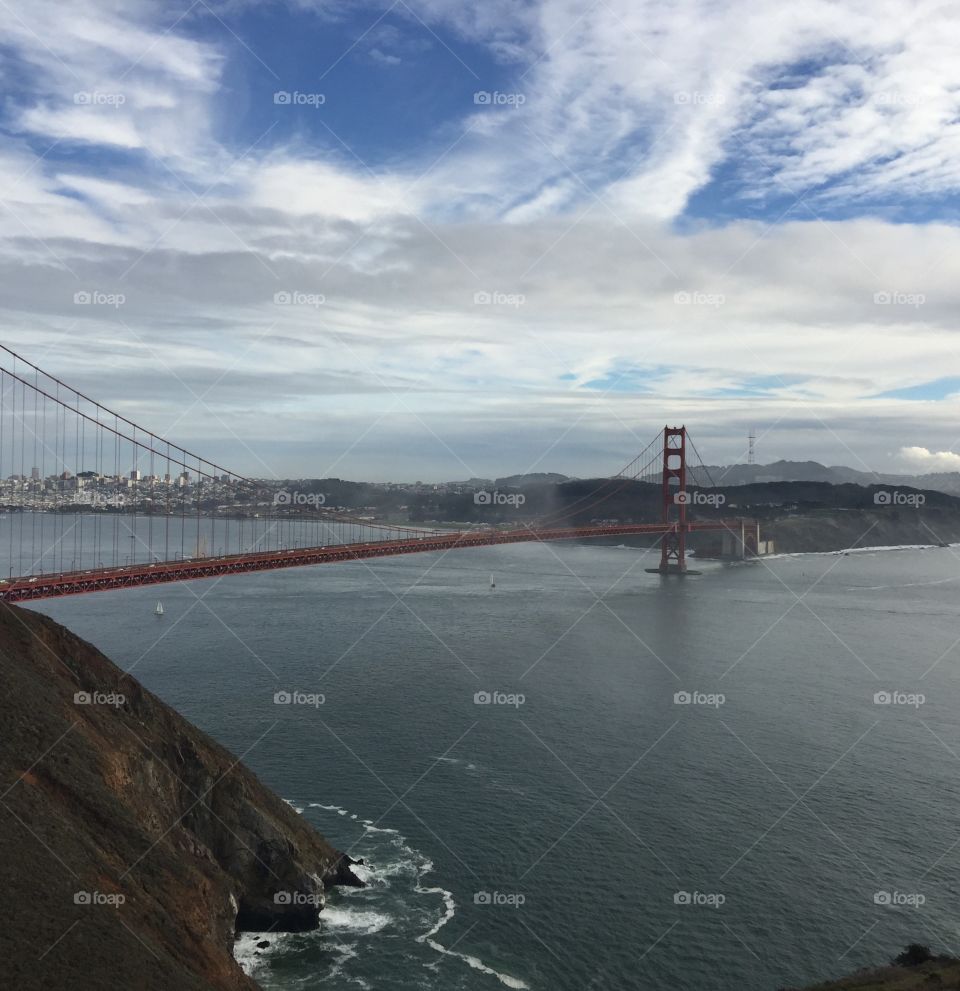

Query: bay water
[29,541,960,990]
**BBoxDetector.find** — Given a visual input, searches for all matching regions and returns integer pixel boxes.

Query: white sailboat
[155,601,164,617]
[490,574,496,589]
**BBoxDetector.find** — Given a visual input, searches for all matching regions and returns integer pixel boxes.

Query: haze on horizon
[3,0,960,482]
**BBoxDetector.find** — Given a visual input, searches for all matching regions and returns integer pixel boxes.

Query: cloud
[245,160,417,222]
[369,49,403,66]
[899,446,960,473]
[1,0,960,479]
[4,0,222,168]
[18,105,146,149]
[401,0,960,221]
[3,200,960,476]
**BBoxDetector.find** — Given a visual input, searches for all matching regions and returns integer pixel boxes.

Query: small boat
[155,602,164,617]
[490,574,496,589]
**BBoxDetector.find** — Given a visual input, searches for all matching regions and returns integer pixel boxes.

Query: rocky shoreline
[0,602,361,990]
[787,945,960,989]
[759,508,960,555]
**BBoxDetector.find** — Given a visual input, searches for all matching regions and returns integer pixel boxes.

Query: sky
[2,0,960,481]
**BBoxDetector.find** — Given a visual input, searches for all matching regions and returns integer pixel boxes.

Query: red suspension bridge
[0,347,760,602]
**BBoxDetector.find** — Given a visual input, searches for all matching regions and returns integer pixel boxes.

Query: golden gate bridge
[0,346,760,602]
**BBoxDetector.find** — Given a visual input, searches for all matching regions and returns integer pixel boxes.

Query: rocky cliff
[0,602,360,991]
[790,946,960,989]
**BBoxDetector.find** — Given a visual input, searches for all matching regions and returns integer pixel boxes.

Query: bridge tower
[655,426,689,574]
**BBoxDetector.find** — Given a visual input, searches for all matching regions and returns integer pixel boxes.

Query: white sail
[155,602,164,616]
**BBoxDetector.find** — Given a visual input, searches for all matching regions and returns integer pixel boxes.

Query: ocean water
[29,541,960,990]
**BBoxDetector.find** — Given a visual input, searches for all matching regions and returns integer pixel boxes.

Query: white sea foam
[232,934,262,977]
[415,883,529,988]
[350,862,376,884]
[322,905,392,935]
[415,883,455,941]
[425,945,530,990]
[765,542,954,561]
[233,932,293,977]
[292,800,530,990]
[327,943,373,989]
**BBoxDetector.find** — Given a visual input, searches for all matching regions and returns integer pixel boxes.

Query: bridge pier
[719,521,764,560]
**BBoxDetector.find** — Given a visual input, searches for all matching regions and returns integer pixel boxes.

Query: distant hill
[494,471,571,488]
[693,460,960,496]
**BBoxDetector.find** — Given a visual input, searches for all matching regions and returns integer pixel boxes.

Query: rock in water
[0,602,362,991]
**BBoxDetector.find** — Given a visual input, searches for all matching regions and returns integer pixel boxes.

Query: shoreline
[760,540,957,561]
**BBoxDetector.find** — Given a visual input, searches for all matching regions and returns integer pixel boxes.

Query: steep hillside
[0,602,360,991]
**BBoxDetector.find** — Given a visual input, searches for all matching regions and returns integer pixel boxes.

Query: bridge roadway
[0,519,747,603]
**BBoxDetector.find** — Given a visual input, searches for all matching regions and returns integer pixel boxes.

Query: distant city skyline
[3,0,959,481]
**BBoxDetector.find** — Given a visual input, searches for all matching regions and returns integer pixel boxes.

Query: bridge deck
[0,520,747,602]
